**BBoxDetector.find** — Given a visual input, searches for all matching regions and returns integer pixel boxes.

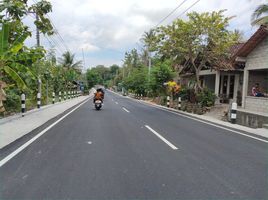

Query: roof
[230,43,245,56]
[234,25,268,58]
[179,26,268,73]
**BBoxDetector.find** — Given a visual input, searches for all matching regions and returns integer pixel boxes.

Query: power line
[154,0,189,28]
[175,0,201,20]
[28,13,65,55]
[46,13,70,51]
[31,0,69,52]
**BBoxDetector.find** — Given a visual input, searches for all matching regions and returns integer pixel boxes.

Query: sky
[25,0,266,69]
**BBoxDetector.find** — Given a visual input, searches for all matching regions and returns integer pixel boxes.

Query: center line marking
[145,125,178,150]
[122,107,130,113]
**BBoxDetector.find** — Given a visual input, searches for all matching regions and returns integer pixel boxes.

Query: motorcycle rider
[93,88,105,103]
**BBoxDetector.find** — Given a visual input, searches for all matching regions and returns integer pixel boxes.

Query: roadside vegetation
[104,10,239,113]
[0,0,84,116]
[1,1,267,116]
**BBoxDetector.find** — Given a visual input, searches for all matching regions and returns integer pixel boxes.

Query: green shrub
[3,88,21,113]
[197,88,216,107]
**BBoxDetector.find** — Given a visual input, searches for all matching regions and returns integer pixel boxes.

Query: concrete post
[167,96,170,108]
[233,74,239,102]
[59,91,61,102]
[227,75,231,98]
[37,92,41,109]
[242,69,249,108]
[215,71,220,97]
[178,97,181,110]
[231,102,237,124]
[52,92,55,104]
[21,93,26,117]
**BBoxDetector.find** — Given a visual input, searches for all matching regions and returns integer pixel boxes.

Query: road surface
[0,91,267,199]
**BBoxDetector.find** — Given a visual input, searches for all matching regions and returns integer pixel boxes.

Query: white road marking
[115,102,118,104]
[144,104,268,144]
[109,89,268,144]
[87,141,92,144]
[0,98,90,168]
[122,107,130,113]
[145,125,178,150]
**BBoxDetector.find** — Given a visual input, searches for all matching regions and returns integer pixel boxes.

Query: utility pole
[36,13,41,105]
[82,48,86,72]
[36,14,40,47]
[148,50,151,82]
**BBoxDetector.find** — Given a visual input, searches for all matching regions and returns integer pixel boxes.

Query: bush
[3,88,21,113]
[197,88,216,107]
[177,87,197,103]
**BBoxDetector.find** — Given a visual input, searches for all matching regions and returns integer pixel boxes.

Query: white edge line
[145,125,178,150]
[146,104,268,144]
[122,107,130,113]
[0,98,90,168]
[108,90,268,144]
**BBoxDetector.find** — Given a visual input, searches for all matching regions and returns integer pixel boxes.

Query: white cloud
[24,0,266,68]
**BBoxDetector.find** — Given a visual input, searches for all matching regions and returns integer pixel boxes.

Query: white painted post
[231,102,237,124]
[21,93,26,117]
[64,91,66,100]
[37,92,41,109]
[167,96,170,108]
[178,97,181,110]
[59,91,62,102]
[52,92,55,104]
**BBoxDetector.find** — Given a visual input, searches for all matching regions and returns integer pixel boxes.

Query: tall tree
[251,4,268,26]
[156,10,239,91]
[59,51,82,71]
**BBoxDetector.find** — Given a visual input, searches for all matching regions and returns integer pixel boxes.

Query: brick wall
[245,96,268,114]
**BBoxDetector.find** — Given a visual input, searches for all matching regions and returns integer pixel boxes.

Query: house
[199,43,245,104]
[179,25,268,127]
[235,25,268,113]
[234,25,268,128]
[180,43,245,104]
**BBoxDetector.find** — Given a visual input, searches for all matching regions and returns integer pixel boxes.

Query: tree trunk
[195,68,202,93]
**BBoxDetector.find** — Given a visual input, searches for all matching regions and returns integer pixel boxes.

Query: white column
[242,70,249,108]
[220,75,223,94]
[233,74,239,102]
[214,71,220,97]
[226,75,231,98]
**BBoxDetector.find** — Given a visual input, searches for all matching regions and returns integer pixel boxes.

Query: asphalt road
[0,90,267,199]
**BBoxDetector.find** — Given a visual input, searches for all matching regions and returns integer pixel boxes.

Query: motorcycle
[94,100,102,110]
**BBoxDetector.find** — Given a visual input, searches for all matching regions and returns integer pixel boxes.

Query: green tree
[251,4,268,26]
[59,51,82,71]
[149,60,175,95]
[122,67,147,95]
[86,68,102,88]
[156,10,239,91]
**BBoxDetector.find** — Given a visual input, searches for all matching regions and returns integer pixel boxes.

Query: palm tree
[141,29,156,52]
[59,51,82,72]
[251,4,268,26]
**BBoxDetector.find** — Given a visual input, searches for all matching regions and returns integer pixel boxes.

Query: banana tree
[0,22,31,91]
